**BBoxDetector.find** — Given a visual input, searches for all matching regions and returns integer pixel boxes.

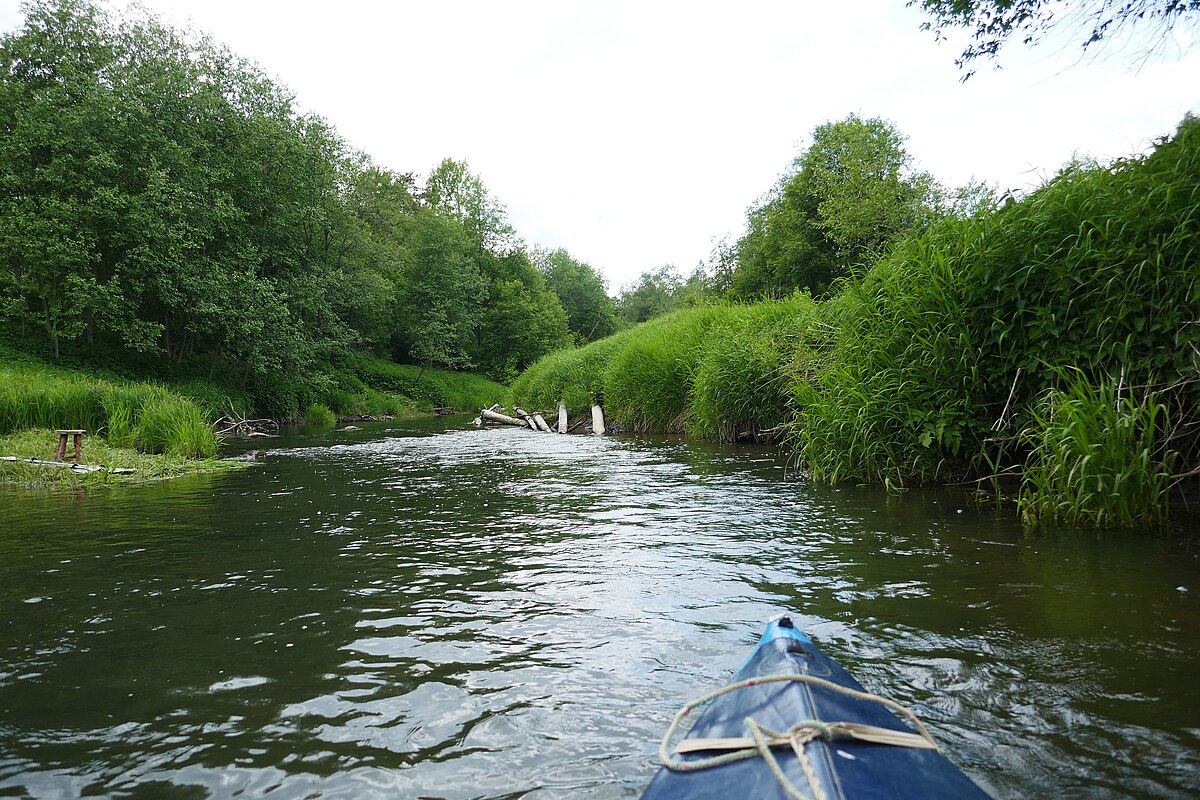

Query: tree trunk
[591,405,605,435]
[532,414,552,433]
[480,408,525,426]
[557,402,567,434]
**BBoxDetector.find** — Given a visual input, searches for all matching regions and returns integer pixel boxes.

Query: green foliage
[0,2,572,408]
[602,307,728,432]
[688,295,818,441]
[514,302,813,437]
[534,247,618,343]
[304,403,336,428]
[912,0,1200,77]
[1018,372,1174,527]
[510,331,635,413]
[790,221,983,485]
[731,114,940,298]
[134,395,216,459]
[0,364,218,458]
[616,265,712,325]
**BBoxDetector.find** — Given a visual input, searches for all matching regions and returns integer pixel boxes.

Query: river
[1,417,1198,798]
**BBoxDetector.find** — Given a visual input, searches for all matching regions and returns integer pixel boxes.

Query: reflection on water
[1,417,1198,798]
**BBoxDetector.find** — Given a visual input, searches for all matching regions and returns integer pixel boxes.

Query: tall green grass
[0,367,218,459]
[304,403,336,428]
[514,301,815,437]
[347,354,509,412]
[789,223,985,485]
[511,330,636,413]
[786,117,1197,520]
[688,295,818,441]
[1018,372,1174,527]
[602,307,730,432]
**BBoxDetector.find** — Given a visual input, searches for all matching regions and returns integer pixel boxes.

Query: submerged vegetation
[515,117,1200,527]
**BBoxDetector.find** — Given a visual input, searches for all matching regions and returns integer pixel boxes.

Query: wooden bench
[55,429,85,462]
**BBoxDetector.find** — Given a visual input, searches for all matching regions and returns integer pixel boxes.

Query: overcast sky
[2,1,1198,289]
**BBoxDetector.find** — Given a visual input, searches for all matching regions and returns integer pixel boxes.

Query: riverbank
[0,429,245,488]
[513,118,1200,528]
[0,339,509,488]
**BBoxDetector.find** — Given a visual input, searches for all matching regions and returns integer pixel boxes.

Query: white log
[532,413,552,432]
[557,402,568,434]
[591,404,606,435]
[480,408,526,426]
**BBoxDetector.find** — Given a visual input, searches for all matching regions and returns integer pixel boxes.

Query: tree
[422,158,516,254]
[911,0,1200,77]
[398,210,485,371]
[730,115,938,298]
[799,115,939,271]
[533,247,617,343]
[617,265,685,324]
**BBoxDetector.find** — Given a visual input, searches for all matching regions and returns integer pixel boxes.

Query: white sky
[2,1,1198,289]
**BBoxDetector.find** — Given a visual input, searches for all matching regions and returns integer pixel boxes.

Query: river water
[1,417,1198,799]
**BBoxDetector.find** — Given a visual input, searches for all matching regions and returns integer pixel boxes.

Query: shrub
[304,403,336,428]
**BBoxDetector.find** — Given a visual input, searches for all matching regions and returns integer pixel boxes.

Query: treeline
[0,0,611,416]
[606,113,990,323]
[516,117,1200,527]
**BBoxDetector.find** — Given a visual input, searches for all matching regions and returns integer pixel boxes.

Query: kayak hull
[640,617,990,800]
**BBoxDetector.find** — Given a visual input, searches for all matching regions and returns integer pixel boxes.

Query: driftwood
[480,408,526,427]
[214,404,279,437]
[0,456,133,474]
[476,403,607,435]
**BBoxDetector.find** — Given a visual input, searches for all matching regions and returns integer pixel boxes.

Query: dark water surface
[2,418,1198,799]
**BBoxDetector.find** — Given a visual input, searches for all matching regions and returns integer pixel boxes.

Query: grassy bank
[1,338,509,487]
[0,429,243,488]
[512,119,1200,527]
[1,365,220,459]
[512,297,816,436]
[0,334,509,422]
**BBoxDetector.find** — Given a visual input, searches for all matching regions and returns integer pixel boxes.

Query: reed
[790,224,984,485]
[511,328,636,414]
[602,307,729,432]
[1018,371,1174,527]
[0,366,219,459]
[687,296,818,441]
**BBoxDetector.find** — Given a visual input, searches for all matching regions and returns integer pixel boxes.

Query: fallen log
[591,404,606,435]
[557,402,567,434]
[480,408,526,427]
[512,406,543,431]
[532,413,552,433]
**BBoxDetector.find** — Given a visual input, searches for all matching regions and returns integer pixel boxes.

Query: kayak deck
[640,617,990,800]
